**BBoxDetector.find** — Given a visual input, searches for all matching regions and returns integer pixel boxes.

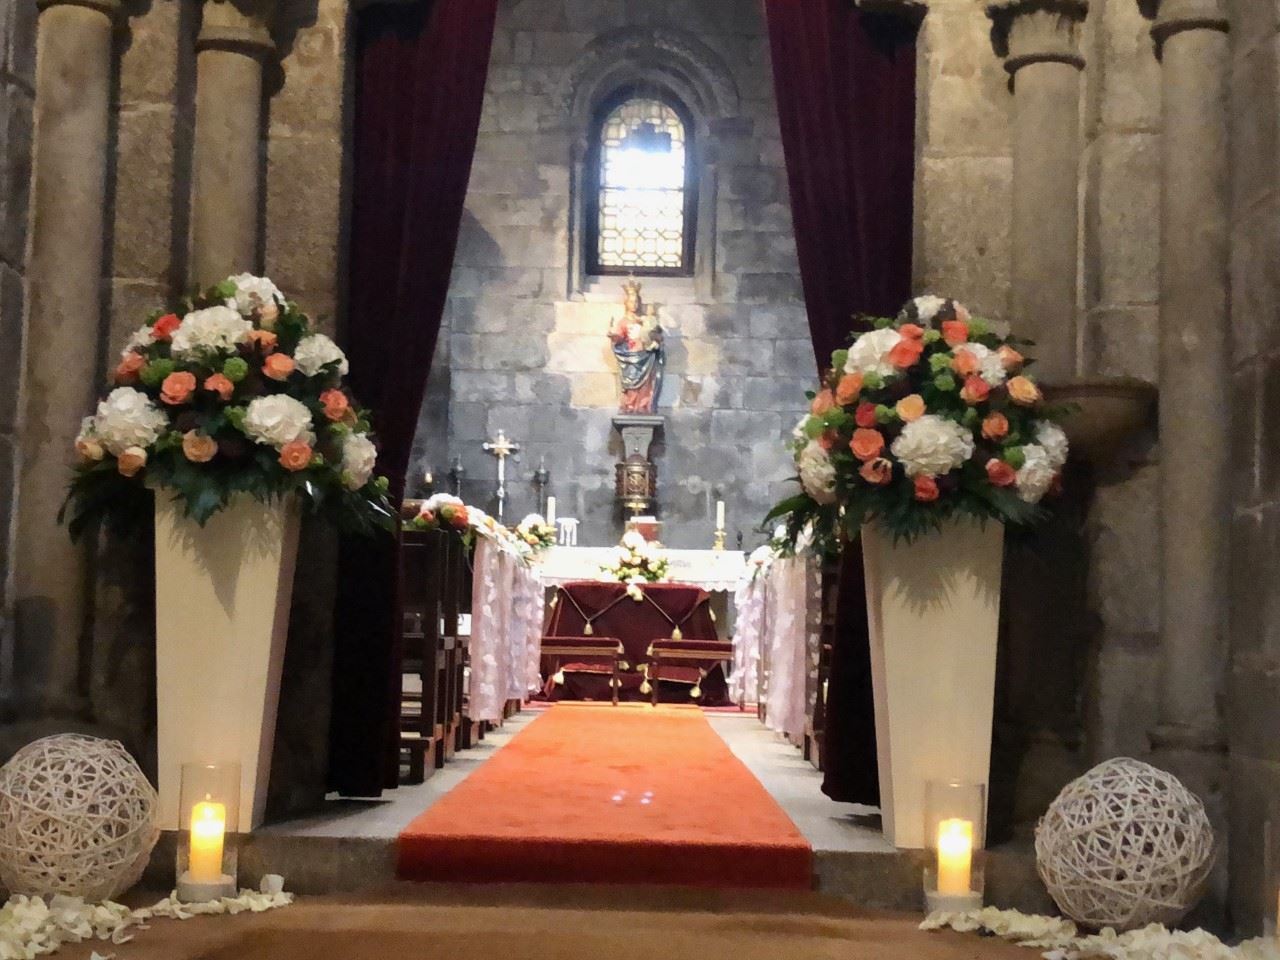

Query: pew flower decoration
[601,529,670,588]
[770,295,1071,545]
[62,275,395,538]
[406,493,471,534]
[514,513,556,552]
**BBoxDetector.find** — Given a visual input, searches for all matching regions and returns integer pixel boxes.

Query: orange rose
[203,372,234,401]
[887,337,924,369]
[913,475,940,502]
[810,388,836,416]
[835,373,863,406]
[151,313,181,341]
[818,429,838,452]
[247,329,278,353]
[986,459,1017,487]
[114,352,145,384]
[76,437,105,462]
[263,353,296,381]
[160,370,196,405]
[182,431,218,463]
[859,457,893,485]
[951,348,979,377]
[998,345,1024,370]
[982,412,1009,441]
[855,402,878,428]
[117,446,147,477]
[942,319,969,346]
[850,428,885,462]
[898,323,924,340]
[320,388,350,422]
[960,375,991,405]
[1007,375,1042,406]
[278,439,312,472]
[953,303,971,324]
[895,394,925,422]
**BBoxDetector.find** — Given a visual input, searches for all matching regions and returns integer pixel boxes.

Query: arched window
[586,89,697,276]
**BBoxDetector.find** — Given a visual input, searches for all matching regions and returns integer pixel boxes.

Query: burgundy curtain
[328,0,498,796]
[765,1,921,806]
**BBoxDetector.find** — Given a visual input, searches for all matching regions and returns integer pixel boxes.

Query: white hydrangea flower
[241,395,315,449]
[423,492,463,512]
[91,387,169,456]
[224,274,284,317]
[170,305,252,358]
[1036,421,1070,470]
[953,342,1008,386]
[621,529,647,550]
[797,440,838,504]
[1015,444,1057,503]
[890,414,975,478]
[339,432,377,490]
[911,294,947,323]
[121,325,153,357]
[293,333,349,377]
[844,327,903,378]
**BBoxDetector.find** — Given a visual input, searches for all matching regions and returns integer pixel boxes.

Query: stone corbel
[197,0,276,58]
[1136,0,1228,58]
[986,0,1088,74]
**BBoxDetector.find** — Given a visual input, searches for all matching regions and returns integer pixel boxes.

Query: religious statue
[608,279,664,414]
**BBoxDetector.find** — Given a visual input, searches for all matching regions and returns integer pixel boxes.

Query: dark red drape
[328,0,498,796]
[765,1,921,806]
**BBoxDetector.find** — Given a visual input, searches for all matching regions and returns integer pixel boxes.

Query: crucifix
[482,429,521,522]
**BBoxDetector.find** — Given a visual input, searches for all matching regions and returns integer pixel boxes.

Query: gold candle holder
[712,528,726,551]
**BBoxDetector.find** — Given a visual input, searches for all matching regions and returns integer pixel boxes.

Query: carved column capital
[36,0,120,19]
[986,0,1088,74]
[1137,0,1228,56]
[196,0,276,57]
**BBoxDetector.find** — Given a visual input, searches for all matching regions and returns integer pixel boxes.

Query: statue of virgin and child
[607,278,664,414]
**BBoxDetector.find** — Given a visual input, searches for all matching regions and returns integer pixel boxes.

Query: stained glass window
[590,95,693,274]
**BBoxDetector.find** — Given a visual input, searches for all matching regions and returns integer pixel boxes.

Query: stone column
[1142,0,1230,786]
[987,0,1088,383]
[10,0,120,715]
[190,0,274,287]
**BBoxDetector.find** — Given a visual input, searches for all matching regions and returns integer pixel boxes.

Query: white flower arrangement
[169,305,252,359]
[843,327,903,378]
[224,273,284,321]
[339,432,377,491]
[241,395,315,450]
[890,414,976,478]
[88,387,168,456]
[601,529,669,583]
[293,333,349,377]
[797,439,838,504]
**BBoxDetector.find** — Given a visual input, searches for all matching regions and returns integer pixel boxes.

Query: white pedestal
[155,496,301,831]
[862,518,1003,849]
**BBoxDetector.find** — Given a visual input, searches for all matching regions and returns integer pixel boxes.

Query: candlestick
[547,496,557,525]
[715,499,725,529]
[936,818,973,896]
[188,798,226,884]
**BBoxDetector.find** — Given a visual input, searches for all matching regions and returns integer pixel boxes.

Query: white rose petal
[170,305,252,359]
[340,432,377,490]
[293,334,349,377]
[844,327,903,378]
[241,395,315,450]
[798,440,838,505]
[91,387,169,456]
[890,414,975,478]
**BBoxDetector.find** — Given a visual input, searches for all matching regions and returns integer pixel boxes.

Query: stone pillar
[11,0,120,715]
[1142,0,1230,786]
[190,0,274,287]
[987,0,1088,383]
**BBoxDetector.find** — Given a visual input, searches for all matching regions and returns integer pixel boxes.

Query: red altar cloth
[542,581,729,704]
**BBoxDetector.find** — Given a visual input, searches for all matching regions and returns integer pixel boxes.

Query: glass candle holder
[923,779,986,914]
[176,761,240,903]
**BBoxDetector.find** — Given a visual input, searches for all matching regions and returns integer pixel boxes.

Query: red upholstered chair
[645,640,734,706]
[540,636,624,706]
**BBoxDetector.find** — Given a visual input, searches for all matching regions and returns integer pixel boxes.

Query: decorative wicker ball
[0,734,159,901]
[1035,757,1215,931]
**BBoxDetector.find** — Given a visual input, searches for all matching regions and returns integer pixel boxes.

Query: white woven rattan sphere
[1035,757,1215,931]
[0,734,159,901]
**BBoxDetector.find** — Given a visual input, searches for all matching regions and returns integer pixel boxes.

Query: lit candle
[189,798,226,883]
[424,470,433,486]
[936,818,973,896]
[547,496,556,525]
[715,500,725,529]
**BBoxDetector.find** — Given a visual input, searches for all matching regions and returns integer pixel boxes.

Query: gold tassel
[690,684,702,699]
[610,676,621,688]
[640,678,652,695]
[671,625,682,641]
[552,669,565,686]
[584,621,594,636]
[618,660,631,671]
[709,609,717,623]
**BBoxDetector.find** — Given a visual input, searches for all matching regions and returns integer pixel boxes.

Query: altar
[538,546,746,592]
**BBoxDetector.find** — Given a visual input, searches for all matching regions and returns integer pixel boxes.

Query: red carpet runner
[397,704,813,888]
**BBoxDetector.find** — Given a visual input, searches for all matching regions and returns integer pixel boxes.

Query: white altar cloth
[537,546,747,591]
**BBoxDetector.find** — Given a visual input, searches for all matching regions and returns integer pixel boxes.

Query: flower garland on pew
[61,274,394,538]
[767,294,1072,548]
